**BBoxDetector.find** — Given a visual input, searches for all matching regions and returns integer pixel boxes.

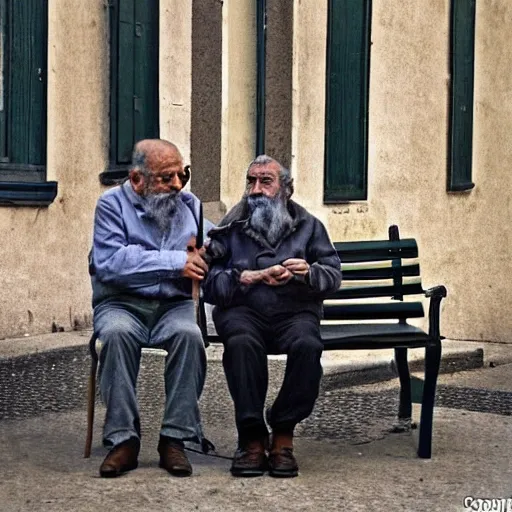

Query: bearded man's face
[245,161,281,199]
[131,144,187,233]
[245,162,292,246]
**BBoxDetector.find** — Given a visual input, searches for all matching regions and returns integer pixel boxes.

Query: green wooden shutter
[5,0,47,166]
[111,0,159,166]
[133,0,159,144]
[0,0,7,161]
[116,0,136,164]
[324,0,371,202]
[448,0,476,192]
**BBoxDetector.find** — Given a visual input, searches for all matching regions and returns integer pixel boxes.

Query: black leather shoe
[99,437,140,478]
[158,436,192,477]
[268,447,299,478]
[230,438,268,477]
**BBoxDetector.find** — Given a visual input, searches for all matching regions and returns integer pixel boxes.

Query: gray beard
[246,194,293,246]
[143,191,180,233]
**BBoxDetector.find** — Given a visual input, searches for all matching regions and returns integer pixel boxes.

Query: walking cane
[84,334,98,458]
[192,202,204,324]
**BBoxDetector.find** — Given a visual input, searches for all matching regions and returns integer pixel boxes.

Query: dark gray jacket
[203,199,342,318]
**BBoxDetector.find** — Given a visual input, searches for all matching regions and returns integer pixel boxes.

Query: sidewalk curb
[205,340,486,389]
[0,334,493,423]
[320,347,485,390]
[0,331,489,396]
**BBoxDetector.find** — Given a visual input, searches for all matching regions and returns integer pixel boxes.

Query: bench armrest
[424,285,447,299]
[424,285,447,340]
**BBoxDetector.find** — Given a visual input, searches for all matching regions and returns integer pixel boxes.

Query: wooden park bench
[318,224,447,458]
[85,224,446,459]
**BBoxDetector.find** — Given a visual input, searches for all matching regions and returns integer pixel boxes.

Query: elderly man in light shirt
[90,139,210,478]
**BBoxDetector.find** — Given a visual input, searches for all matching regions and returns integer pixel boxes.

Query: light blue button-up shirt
[90,180,211,306]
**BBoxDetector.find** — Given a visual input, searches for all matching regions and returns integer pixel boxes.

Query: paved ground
[0,329,487,376]
[0,329,490,423]
[1,346,512,512]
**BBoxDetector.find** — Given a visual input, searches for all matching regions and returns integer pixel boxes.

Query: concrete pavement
[0,328,491,386]
[1,363,512,512]
[1,330,511,511]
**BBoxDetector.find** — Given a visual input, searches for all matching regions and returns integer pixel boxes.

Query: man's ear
[286,178,294,199]
[129,169,145,195]
[181,165,191,187]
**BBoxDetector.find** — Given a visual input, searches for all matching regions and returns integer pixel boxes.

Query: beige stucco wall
[1,0,509,344]
[0,0,193,339]
[0,1,108,338]
[290,0,512,343]
[220,0,257,209]
[160,0,192,165]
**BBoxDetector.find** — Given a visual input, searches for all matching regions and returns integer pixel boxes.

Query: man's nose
[251,180,263,194]
[170,173,182,190]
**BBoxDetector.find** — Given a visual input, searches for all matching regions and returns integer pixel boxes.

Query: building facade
[0,0,196,338]
[0,0,510,344]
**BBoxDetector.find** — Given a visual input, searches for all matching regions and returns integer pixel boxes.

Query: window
[100,0,159,185]
[324,0,372,202]
[0,0,55,206]
[448,0,476,192]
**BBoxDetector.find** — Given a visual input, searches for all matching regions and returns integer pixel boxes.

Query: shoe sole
[99,462,138,478]
[158,461,192,477]
[268,468,299,478]
[230,468,266,477]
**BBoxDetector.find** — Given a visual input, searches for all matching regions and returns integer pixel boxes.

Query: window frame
[0,0,56,206]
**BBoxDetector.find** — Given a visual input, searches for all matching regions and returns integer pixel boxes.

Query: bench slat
[328,282,424,300]
[320,322,432,351]
[341,276,421,288]
[323,301,424,321]
[342,262,420,280]
[335,238,418,263]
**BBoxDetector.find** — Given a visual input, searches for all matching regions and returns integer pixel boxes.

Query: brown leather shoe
[158,436,192,477]
[268,432,299,478]
[230,438,268,477]
[99,437,140,478]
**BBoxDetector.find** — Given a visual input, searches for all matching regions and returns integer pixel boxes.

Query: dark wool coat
[203,199,342,318]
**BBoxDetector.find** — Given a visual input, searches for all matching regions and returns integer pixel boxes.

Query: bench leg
[391,348,412,432]
[417,343,442,458]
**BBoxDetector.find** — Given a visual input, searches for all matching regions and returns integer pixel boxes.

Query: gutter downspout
[256,0,267,156]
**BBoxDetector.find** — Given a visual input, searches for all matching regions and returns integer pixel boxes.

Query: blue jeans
[93,296,207,448]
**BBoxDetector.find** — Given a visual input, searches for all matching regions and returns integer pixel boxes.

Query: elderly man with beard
[203,155,342,478]
[90,139,209,478]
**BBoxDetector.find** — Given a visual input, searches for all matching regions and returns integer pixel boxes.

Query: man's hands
[183,250,208,281]
[262,265,293,286]
[239,259,309,287]
[282,258,310,276]
[240,266,292,287]
[183,238,209,281]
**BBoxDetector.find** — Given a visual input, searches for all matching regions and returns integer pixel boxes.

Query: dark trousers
[213,306,323,441]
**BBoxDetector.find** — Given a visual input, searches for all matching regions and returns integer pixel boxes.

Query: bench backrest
[201,226,425,343]
[324,228,425,323]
